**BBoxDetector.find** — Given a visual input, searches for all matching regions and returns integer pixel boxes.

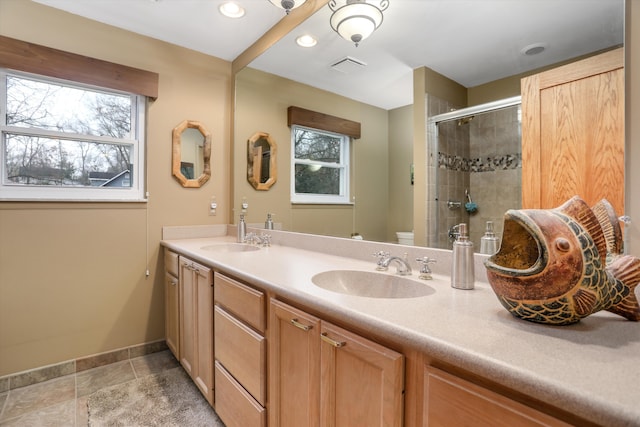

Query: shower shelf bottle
[451,223,475,290]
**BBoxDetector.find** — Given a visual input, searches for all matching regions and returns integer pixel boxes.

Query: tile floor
[0,350,197,426]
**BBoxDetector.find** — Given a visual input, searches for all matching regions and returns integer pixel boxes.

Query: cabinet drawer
[424,366,570,426]
[215,361,266,427]
[164,249,179,277]
[214,306,266,405]
[214,272,265,332]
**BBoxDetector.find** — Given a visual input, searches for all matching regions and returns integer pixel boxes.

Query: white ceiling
[34,0,624,110]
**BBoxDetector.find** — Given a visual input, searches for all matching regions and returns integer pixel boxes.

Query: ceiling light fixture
[296,34,317,47]
[269,0,306,15]
[219,2,245,18]
[329,0,389,47]
[521,43,547,56]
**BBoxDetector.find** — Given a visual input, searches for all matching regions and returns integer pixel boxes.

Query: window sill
[291,202,354,206]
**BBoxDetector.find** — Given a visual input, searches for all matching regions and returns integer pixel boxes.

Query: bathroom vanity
[161,225,640,427]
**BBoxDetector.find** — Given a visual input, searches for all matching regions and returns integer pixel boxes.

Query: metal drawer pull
[290,318,312,331]
[321,333,346,348]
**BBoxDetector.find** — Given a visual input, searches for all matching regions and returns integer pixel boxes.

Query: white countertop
[162,227,640,427]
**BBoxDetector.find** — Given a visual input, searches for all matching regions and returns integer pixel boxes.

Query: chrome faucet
[416,256,437,280]
[245,232,271,247]
[372,251,390,270]
[374,252,412,276]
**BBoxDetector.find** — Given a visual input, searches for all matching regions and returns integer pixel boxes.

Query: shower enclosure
[426,96,522,250]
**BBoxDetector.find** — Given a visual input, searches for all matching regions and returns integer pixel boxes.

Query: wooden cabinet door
[521,47,624,213]
[194,261,213,405]
[179,257,196,378]
[178,257,213,405]
[164,272,180,359]
[320,321,404,427]
[424,366,570,427]
[269,299,321,427]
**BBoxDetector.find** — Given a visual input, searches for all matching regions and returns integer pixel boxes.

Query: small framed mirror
[247,132,277,190]
[172,120,211,188]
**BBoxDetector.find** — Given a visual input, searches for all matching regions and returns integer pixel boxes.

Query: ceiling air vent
[330,56,367,74]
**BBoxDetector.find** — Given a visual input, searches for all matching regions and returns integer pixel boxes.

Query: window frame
[290,124,351,205]
[0,69,147,202]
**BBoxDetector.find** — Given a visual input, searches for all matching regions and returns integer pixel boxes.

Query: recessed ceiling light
[219,2,245,18]
[521,43,547,56]
[296,34,317,48]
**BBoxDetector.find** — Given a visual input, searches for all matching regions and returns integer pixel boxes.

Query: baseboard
[0,339,168,392]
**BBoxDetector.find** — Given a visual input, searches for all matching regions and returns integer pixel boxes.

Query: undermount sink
[311,270,435,299]
[200,243,260,253]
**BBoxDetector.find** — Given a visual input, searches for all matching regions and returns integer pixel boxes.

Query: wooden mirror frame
[247,131,277,191]
[172,120,211,188]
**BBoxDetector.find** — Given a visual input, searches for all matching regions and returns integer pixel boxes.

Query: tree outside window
[291,125,350,204]
[1,71,145,201]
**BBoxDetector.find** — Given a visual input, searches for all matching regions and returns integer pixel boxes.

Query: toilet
[396,231,414,245]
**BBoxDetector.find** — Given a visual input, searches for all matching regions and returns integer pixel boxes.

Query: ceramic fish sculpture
[484,196,640,325]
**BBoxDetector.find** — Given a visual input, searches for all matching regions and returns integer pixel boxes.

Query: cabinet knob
[290,318,312,331]
[321,332,346,348]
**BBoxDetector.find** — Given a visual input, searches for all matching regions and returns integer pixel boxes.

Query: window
[1,70,146,201]
[291,125,350,204]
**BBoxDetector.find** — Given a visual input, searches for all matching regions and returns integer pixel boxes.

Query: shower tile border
[0,339,167,391]
[438,152,522,172]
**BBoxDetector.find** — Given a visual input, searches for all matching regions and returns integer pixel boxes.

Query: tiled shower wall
[425,95,521,249]
[468,105,522,247]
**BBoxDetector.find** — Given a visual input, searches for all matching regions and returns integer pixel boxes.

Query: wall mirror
[247,131,277,190]
[233,1,624,247]
[172,120,211,188]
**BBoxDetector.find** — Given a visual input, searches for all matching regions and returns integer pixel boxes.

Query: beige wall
[388,105,414,242]
[466,50,620,105]
[423,67,468,107]
[234,67,390,242]
[468,75,521,105]
[412,68,427,247]
[0,1,232,375]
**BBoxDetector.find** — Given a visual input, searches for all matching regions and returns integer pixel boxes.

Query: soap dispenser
[265,213,274,230]
[451,223,475,290]
[480,221,500,255]
[237,213,247,243]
